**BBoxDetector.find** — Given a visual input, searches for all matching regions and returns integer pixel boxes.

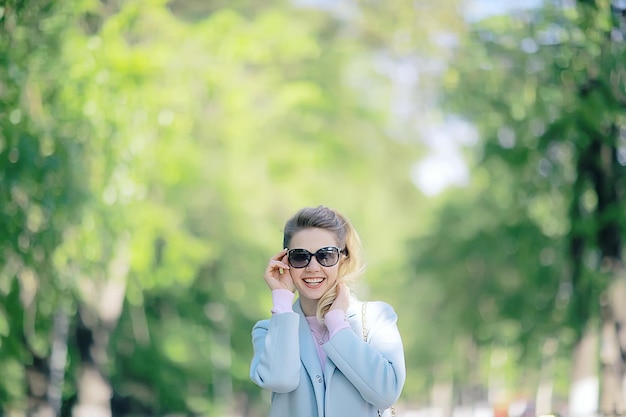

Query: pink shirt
[271,289,351,368]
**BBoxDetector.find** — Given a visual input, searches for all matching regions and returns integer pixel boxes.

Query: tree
[412,0,626,412]
[1,0,469,414]
[0,0,90,414]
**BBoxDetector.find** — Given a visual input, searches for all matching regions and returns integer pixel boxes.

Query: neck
[300,297,318,317]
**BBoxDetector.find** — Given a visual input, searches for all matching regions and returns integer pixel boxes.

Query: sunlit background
[1,0,626,416]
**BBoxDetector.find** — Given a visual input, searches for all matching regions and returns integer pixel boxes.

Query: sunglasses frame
[287,246,344,269]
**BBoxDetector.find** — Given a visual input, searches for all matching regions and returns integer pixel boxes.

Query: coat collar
[293,297,364,342]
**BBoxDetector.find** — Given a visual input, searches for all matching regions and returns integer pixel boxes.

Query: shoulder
[348,298,397,316]
[251,318,271,336]
[253,318,271,330]
[344,299,400,343]
[252,312,299,334]
[361,300,398,322]
[346,299,399,330]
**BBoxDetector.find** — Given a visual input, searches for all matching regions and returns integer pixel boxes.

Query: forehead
[289,228,339,251]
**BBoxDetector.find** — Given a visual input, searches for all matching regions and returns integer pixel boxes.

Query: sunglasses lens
[316,247,340,267]
[287,247,341,268]
[288,250,310,268]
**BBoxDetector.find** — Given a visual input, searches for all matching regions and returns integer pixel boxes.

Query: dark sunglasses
[287,246,344,268]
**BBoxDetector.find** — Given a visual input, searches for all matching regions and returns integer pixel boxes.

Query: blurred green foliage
[417,0,626,406]
[2,0,626,415]
[0,0,461,415]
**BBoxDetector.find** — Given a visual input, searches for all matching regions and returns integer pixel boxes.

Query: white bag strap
[361,301,369,342]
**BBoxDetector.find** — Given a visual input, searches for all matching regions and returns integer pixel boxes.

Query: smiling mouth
[303,278,325,287]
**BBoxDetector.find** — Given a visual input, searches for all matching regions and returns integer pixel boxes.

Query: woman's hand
[263,249,294,292]
[328,283,350,314]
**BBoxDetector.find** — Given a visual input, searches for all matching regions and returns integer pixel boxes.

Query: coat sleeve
[323,301,406,409]
[249,313,301,393]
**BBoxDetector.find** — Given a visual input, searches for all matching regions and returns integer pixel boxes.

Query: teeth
[304,278,324,284]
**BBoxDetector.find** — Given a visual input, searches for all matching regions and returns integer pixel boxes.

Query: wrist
[271,289,295,314]
[325,309,350,338]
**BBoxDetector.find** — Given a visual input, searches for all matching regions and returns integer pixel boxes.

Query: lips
[302,277,325,288]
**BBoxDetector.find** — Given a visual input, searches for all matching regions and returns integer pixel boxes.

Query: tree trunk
[536,338,558,415]
[430,380,454,417]
[599,267,626,416]
[572,90,624,412]
[588,135,624,415]
[48,309,69,417]
[25,353,55,417]
[569,326,599,417]
[72,362,113,417]
[72,238,129,417]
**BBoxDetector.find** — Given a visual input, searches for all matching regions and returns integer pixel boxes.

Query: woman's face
[287,227,342,303]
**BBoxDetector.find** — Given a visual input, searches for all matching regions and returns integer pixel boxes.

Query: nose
[305,256,322,271]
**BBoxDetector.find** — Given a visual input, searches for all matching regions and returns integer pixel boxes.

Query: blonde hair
[283,205,365,323]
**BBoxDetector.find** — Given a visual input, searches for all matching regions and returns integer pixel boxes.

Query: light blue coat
[250,298,406,417]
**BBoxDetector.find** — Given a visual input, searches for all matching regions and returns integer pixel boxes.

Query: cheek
[326,266,340,281]
[290,268,303,280]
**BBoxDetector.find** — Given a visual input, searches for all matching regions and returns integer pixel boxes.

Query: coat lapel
[293,300,326,416]
[293,298,366,417]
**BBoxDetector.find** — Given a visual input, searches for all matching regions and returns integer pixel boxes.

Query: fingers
[336,282,348,297]
[263,249,294,291]
[267,249,289,275]
[328,282,350,314]
[266,260,290,275]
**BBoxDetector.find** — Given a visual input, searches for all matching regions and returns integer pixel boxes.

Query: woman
[250,205,406,417]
